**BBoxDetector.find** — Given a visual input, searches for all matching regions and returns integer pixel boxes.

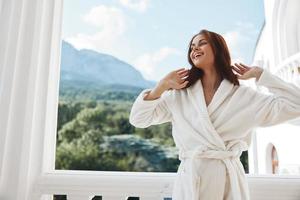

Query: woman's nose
[194,45,201,51]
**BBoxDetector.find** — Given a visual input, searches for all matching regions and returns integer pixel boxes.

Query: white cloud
[119,0,150,12]
[65,5,129,56]
[223,30,248,63]
[82,5,126,32]
[224,31,243,50]
[133,47,182,80]
[223,22,259,64]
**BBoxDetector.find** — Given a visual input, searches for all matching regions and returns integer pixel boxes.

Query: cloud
[82,5,126,32]
[133,47,182,80]
[119,0,150,12]
[223,22,259,64]
[65,5,129,56]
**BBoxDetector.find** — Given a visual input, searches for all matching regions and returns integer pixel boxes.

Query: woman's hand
[143,68,189,101]
[159,68,189,90]
[232,63,263,81]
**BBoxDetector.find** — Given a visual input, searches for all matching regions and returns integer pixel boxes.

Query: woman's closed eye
[191,41,207,50]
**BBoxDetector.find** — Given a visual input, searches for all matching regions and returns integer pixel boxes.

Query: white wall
[256,124,300,174]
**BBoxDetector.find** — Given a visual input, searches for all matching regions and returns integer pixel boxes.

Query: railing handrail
[34,170,300,199]
[35,170,175,197]
[275,52,300,74]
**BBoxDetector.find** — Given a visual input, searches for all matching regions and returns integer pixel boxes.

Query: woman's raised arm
[233,62,300,127]
[253,68,300,127]
[129,68,189,128]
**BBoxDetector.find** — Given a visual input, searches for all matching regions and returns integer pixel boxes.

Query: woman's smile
[192,51,204,60]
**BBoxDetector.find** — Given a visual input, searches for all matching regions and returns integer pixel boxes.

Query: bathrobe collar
[187,78,234,149]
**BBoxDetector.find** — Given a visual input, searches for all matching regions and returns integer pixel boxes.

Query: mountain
[60,41,156,89]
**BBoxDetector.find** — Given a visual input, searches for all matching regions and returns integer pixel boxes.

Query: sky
[62,0,265,82]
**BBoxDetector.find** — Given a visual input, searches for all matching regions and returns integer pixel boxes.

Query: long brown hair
[184,29,239,89]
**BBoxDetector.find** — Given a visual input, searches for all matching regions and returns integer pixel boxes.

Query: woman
[129,29,300,200]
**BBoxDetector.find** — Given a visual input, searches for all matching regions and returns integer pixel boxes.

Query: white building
[249,0,300,175]
[0,0,300,199]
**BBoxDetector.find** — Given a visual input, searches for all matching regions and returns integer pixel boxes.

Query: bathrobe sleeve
[253,69,300,127]
[129,88,173,128]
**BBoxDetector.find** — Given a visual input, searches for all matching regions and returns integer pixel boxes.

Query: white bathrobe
[129,68,300,200]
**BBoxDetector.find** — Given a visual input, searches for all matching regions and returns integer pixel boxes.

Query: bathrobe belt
[178,140,249,200]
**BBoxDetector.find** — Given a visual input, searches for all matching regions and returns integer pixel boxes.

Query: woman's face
[189,34,215,70]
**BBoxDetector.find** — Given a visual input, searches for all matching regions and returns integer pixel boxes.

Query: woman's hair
[184,29,239,89]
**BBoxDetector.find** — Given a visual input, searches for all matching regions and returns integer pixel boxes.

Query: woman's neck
[201,67,222,90]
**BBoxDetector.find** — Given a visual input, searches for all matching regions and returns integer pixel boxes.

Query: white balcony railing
[35,171,175,200]
[275,52,300,83]
[34,171,300,200]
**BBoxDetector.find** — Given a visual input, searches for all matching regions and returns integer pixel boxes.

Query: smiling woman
[185,30,239,91]
[129,29,300,199]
